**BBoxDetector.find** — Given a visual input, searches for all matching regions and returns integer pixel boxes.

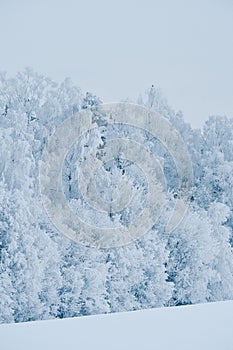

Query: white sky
[0,0,233,128]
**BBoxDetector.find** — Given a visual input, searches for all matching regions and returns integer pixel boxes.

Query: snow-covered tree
[1,73,233,324]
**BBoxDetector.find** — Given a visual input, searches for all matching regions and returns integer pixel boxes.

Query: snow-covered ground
[0,300,232,350]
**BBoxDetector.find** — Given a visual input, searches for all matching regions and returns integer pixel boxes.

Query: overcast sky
[0,0,232,128]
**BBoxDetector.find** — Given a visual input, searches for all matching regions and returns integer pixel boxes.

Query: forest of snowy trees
[1,68,233,324]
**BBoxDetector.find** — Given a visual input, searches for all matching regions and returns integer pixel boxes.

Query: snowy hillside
[1,301,232,350]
